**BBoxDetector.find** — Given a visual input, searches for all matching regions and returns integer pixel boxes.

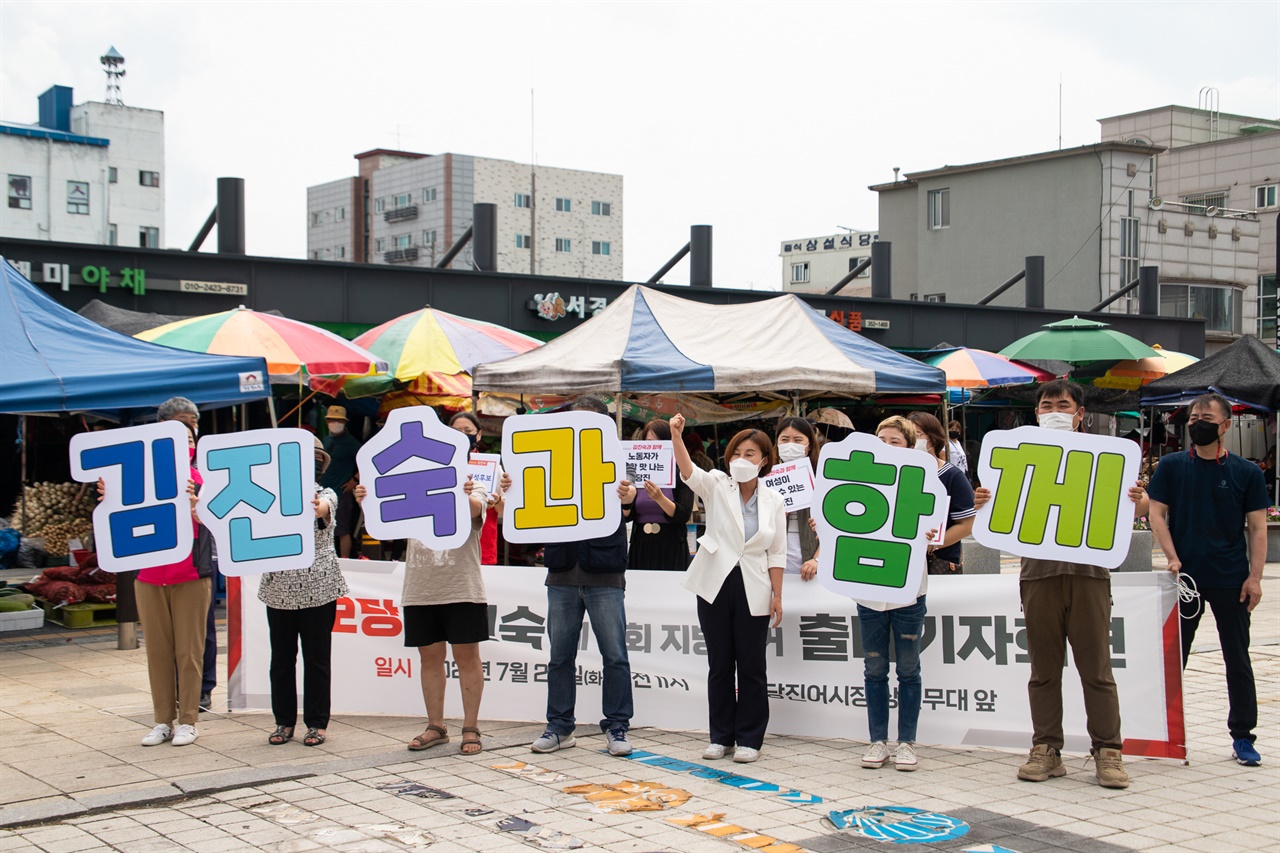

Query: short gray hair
[570,395,609,415]
[157,397,198,421]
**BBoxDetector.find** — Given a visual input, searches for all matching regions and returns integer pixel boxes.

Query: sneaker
[1091,747,1129,788]
[172,724,198,746]
[893,742,918,772]
[702,743,732,760]
[732,746,760,763]
[1017,744,1066,781]
[1233,738,1262,767]
[140,724,172,746]
[199,692,213,713]
[606,727,633,756]
[530,731,576,753]
[861,741,891,769]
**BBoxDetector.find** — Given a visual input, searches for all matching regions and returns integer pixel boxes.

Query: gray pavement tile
[0,798,85,830]
[176,766,315,797]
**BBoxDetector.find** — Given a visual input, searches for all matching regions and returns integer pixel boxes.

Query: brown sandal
[408,723,449,751]
[460,727,483,755]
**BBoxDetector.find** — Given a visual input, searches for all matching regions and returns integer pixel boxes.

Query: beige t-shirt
[401,513,486,606]
[1020,557,1110,582]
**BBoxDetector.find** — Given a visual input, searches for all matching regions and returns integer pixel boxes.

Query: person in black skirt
[620,418,693,571]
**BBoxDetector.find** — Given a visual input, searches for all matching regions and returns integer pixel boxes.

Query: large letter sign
[356,407,470,550]
[973,426,1140,569]
[196,429,315,576]
[501,411,624,544]
[70,421,192,573]
[813,433,950,605]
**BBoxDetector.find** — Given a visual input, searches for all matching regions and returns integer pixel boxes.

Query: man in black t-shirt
[1148,393,1270,767]
[321,406,362,558]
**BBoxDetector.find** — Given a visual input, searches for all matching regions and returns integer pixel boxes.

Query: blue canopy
[474,285,946,395]
[0,258,270,417]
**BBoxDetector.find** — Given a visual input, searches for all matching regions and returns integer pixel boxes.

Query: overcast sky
[2,1,1276,290]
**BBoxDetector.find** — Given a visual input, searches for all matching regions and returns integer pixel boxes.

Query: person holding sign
[671,413,786,764]
[775,418,821,580]
[621,418,693,571]
[257,437,350,748]
[450,412,504,565]
[907,412,975,575]
[1146,393,1269,768]
[973,380,1147,789]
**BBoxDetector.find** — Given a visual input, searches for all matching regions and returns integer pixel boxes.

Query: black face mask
[1188,419,1222,447]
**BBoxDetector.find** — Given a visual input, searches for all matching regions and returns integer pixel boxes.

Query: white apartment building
[0,85,164,249]
[779,230,878,295]
[307,150,623,279]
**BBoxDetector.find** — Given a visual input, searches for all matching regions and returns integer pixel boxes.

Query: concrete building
[307,150,623,279]
[779,230,878,295]
[0,84,164,250]
[873,105,1277,350]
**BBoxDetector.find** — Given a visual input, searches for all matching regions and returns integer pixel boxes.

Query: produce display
[0,587,39,612]
[7,481,95,557]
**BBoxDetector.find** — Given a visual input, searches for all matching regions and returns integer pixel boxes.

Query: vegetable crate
[36,598,117,629]
[0,607,44,632]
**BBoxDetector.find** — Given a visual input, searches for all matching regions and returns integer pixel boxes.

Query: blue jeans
[858,596,926,744]
[545,585,633,735]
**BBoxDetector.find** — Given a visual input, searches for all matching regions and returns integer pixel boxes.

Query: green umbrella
[999,316,1157,366]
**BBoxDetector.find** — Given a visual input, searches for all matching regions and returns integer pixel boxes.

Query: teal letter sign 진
[973,426,1140,569]
[813,433,949,605]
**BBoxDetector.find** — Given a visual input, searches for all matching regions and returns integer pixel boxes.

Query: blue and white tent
[473,285,945,396]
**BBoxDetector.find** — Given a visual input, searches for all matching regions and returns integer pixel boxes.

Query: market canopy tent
[1140,334,1280,412]
[472,285,946,396]
[0,259,270,416]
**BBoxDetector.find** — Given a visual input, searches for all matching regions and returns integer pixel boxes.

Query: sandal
[408,723,449,751]
[268,725,294,745]
[460,727,483,755]
[303,728,326,747]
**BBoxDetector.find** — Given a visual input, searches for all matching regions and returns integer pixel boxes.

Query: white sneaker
[893,742,918,771]
[172,724,198,746]
[732,746,760,763]
[702,743,733,760]
[141,724,172,746]
[862,740,890,768]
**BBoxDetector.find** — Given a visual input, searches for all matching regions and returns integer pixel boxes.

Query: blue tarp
[0,258,270,417]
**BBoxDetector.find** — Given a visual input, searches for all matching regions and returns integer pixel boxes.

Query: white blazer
[681,465,787,617]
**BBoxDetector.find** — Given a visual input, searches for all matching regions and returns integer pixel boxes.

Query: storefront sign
[826,310,863,331]
[181,280,249,295]
[196,428,316,576]
[973,427,1140,569]
[623,441,674,487]
[356,407,470,549]
[9,257,247,297]
[864,319,890,330]
[762,457,814,512]
[781,232,879,254]
[69,421,193,573]
[530,292,609,321]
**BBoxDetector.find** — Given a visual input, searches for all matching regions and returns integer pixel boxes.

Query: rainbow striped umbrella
[318,307,543,400]
[921,347,1047,388]
[136,306,389,383]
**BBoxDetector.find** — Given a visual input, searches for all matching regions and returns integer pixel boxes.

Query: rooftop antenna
[101,46,125,105]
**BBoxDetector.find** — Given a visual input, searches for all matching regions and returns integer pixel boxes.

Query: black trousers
[266,601,337,730]
[1180,583,1257,742]
[697,567,770,750]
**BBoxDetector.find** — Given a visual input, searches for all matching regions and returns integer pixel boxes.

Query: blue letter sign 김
[70,420,193,573]
[196,428,315,576]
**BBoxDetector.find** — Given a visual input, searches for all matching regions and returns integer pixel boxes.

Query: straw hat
[325,405,348,422]
[313,436,331,474]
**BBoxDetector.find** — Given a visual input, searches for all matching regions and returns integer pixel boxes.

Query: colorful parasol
[136,306,388,383]
[317,307,543,401]
[921,347,1049,388]
[1088,345,1199,390]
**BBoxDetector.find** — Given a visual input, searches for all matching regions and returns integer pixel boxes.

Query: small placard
[622,441,674,487]
[762,457,815,512]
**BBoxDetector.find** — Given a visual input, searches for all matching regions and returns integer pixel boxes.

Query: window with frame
[337,206,346,221]
[591,200,611,216]
[8,175,31,209]
[923,293,947,302]
[108,223,117,246]
[394,192,412,207]
[335,246,346,259]
[1159,283,1242,333]
[422,187,437,203]
[139,170,160,188]
[393,233,412,249]
[422,229,437,247]
[555,197,571,212]
[1259,274,1278,345]
[375,198,386,213]
[591,241,611,256]
[374,237,386,253]
[140,226,159,248]
[927,188,950,229]
[1256,184,1278,209]
[516,234,531,249]
[311,212,323,226]
[1180,190,1227,214]
[790,262,810,283]
[108,166,118,184]
[555,237,571,253]
[1120,216,1140,287]
[514,193,531,208]
[67,181,89,215]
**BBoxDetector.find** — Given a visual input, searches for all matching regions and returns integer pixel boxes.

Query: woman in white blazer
[671,413,786,764]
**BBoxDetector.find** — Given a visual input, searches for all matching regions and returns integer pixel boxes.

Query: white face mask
[1038,411,1076,432]
[328,422,346,435]
[777,443,807,462]
[729,457,760,483]
[915,438,932,454]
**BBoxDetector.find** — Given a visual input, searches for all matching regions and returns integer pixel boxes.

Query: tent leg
[941,400,951,463]
[268,394,279,429]
[615,392,623,438]
[19,415,27,533]
[471,390,479,415]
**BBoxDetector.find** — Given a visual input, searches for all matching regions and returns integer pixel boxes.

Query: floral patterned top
[257,485,349,610]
